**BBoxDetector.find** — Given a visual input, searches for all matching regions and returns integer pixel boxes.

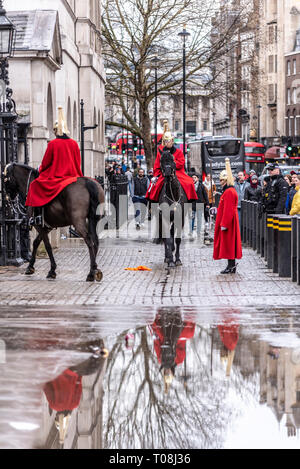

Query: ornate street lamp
[178,26,190,171]
[0,2,23,267]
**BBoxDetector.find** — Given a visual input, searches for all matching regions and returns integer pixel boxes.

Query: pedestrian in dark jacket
[244,174,262,202]
[132,168,150,228]
[189,173,210,238]
[262,163,289,214]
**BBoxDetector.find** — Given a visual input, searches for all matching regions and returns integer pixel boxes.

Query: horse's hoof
[46,271,56,279]
[175,260,182,267]
[95,270,103,282]
[86,273,95,282]
[25,266,35,275]
[168,261,176,268]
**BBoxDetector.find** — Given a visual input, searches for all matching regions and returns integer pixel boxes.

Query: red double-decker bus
[110,132,163,158]
[244,142,266,175]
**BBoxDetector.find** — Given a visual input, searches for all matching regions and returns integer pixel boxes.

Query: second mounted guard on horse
[146,121,197,268]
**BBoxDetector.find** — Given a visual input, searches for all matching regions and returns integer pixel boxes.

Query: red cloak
[26,137,83,207]
[217,323,239,350]
[150,320,195,365]
[213,186,242,260]
[146,145,198,202]
[43,369,82,412]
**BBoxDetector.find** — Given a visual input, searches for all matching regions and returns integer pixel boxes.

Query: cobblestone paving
[0,226,299,308]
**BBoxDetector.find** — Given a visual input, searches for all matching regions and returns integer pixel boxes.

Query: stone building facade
[258,1,300,147]
[285,29,300,143]
[7,0,106,178]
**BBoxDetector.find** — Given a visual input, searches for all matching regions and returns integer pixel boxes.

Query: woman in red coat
[26,106,83,225]
[146,122,197,202]
[213,158,242,274]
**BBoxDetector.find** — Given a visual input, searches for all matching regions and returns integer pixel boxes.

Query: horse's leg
[162,218,175,268]
[25,231,42,275]
[41,230,57,279]
[73,220,101,282]
[174,238,182,266]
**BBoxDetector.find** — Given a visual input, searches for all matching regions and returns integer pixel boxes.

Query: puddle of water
[0,305,300,449]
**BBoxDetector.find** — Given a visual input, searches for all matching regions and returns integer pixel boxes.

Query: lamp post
[0,1,24,267]
[80,99,98,175]
[152,56,159,159]
[178,26,190,172]
[257,105,262,142]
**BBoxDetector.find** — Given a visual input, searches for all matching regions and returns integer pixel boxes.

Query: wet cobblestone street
[0,226,300,450]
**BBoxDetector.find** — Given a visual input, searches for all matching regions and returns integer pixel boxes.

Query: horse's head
[3,163,19,200]
[160,151,176,179]
[3,163,38,200]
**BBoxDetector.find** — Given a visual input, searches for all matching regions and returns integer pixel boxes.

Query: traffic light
[122,143,126,154]
[133,137,138,152]
[286,138,292,157]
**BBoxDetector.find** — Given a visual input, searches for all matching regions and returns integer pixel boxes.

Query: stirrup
[34,215,43,226]
[28,217,35,227]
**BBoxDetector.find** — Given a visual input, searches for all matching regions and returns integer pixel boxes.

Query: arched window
[93,107,97,144]
[98,111,101,144]
[47,83,54,140]
[73,102,77,140]
[67,97,71,135]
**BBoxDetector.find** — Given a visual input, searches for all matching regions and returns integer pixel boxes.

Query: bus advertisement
[188,137,245,189]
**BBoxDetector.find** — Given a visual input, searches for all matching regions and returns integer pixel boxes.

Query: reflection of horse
[4,163,105,282]
[158,151,187,268]
[150,309,195,392]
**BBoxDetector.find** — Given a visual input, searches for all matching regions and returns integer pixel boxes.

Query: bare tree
[102,0,251,167]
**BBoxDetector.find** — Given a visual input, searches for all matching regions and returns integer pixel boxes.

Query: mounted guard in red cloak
[146,120,197,202]
[26,106,83,224]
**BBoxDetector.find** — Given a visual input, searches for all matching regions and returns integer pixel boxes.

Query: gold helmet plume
[219,157,234,187]
[162,120,174,144]
[53,106,70,137]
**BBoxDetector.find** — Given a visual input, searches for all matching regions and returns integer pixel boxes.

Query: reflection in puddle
[1,306,300,449]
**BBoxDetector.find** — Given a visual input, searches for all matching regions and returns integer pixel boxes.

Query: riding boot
[34,207,43,226]
[220,259,237,274]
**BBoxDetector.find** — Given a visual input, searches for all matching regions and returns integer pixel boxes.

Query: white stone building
[7,0,106,178]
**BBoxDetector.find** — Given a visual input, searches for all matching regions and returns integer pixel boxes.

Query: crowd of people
[104,158,300,234]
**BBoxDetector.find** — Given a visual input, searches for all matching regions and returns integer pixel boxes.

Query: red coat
[213,186,242,260]
[26,137,83,207]
[218,323,239,351]
[43,369,82,412]
[146,145,197,202]
[150,320,195,365]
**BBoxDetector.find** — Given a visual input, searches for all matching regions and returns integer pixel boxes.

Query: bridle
[3,163,34,217]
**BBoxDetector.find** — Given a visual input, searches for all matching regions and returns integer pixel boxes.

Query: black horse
[158,151,187,268]
[3,163,105,282]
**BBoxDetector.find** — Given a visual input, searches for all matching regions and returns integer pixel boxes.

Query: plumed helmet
[162,120,174,144]
[219,158,234,186]
[53,106,70,136]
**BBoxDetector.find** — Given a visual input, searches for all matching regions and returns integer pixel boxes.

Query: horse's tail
[85,179,101,245]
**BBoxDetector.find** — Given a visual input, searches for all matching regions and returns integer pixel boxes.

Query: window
[293,59,297,75]
[293,87,297,104]
[186,121,196,134]
[203,120,208,131]
[287,61,291,76]
[206,140,241,157]
[275,55,277,73]
[269,55,274,73]
[175,120,179,131]
[287,88,291,105]
[269,25,274,44]
[269,84,275,102]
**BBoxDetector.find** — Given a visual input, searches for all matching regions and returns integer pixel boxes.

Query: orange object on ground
[124,266,152,271]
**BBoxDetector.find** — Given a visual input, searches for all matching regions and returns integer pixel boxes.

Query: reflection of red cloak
[43,369,82,412]
[26,137,83,207]
[213,187,242,260]
[150,320,195,365]
[217,323,239,350]
[146,145,197,202]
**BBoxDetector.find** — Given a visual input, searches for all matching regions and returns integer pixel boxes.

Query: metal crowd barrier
[241,200,300,285]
